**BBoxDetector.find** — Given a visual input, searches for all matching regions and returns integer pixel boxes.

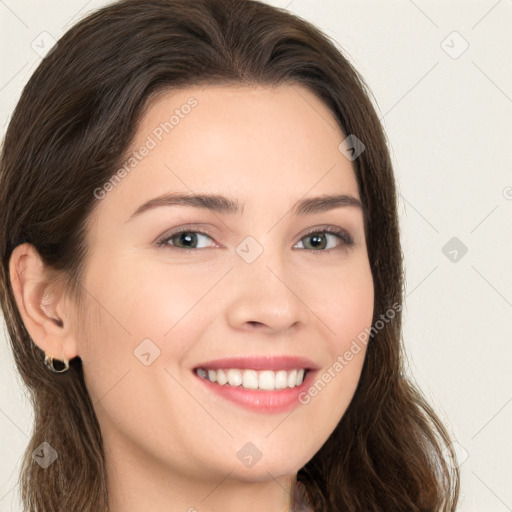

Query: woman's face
[76,84,373,491]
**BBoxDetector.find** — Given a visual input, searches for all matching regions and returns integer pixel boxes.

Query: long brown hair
[0,0,459,510]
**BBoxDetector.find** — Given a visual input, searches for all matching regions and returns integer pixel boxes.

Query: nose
[224,249,310,334]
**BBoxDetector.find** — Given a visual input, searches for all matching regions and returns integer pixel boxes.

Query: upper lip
[193,355,320,372]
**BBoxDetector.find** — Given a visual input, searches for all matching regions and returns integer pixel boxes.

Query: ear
[9,243,79,362]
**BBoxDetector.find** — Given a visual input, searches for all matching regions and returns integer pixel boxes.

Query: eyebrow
[127,192,362,222]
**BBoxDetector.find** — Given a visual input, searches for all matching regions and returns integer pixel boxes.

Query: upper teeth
[196,368,306,390]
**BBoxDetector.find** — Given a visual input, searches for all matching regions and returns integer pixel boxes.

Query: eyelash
[155,225,354,253]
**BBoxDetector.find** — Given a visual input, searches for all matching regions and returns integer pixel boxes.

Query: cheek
[85,256,216,342]
[296,274,373,452]
[301,256,373,412]
[121,260,219,331]
[77,260,222,400]
[313,255,374,350]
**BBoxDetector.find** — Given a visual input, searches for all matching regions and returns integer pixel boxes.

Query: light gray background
[1,1,511,510]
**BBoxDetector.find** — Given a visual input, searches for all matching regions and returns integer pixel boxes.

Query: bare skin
[10,84,374,512]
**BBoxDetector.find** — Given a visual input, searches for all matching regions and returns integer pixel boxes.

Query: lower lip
[193,370,316,414]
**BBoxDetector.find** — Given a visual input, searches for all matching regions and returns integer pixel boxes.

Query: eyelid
[155,223,354,251]
[298,225,354,246]
[155,224,219,249]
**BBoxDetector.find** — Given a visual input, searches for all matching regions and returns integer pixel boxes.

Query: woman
[0,0,460,510]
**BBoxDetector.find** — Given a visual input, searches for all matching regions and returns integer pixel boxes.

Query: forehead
[134,84,346,157]
[92,84,360,227]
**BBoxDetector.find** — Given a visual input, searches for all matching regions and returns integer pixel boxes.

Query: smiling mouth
[194,367,309,391]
